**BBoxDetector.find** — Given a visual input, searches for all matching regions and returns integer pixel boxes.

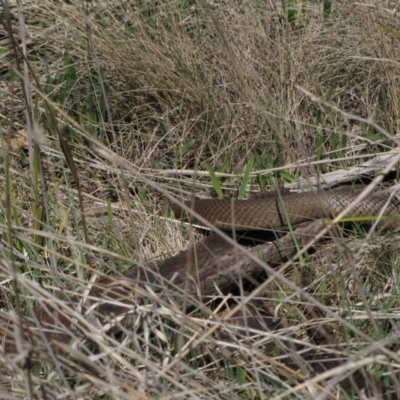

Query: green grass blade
[207,162,223,199]
[239,155,254,199]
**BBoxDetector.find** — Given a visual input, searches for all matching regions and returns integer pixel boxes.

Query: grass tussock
[1,0,400,398]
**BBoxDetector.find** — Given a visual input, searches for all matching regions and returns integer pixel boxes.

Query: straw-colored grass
[1,0,400,398]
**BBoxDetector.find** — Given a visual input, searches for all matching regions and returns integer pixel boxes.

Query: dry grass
[1,0,400,398]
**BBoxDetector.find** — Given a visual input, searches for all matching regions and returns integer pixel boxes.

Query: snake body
[172,187,399,230]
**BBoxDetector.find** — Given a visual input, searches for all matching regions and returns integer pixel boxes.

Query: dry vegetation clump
[1,0,400,399]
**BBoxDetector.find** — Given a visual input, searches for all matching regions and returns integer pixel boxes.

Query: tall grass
[1,0,400,398]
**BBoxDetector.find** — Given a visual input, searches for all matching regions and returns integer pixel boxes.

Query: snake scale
[171,186,400,230]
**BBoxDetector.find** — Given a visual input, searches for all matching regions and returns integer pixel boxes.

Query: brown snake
[171,186,400,230]
[4,186,398,398]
